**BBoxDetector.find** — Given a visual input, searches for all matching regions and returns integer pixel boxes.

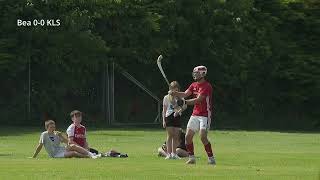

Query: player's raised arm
[56,131,68,144]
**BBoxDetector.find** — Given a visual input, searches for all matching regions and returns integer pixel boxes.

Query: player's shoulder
[187,82,197,90]
[190,82,197,86]
[41,131,48,136]
[163,94,169,99]
[79,124,86,129]
[202,80,212,88]
[67,124,75,130]
[40,131,49,138]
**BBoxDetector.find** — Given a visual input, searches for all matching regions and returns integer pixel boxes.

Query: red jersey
[187,81,213,118]
[66,124,86,147]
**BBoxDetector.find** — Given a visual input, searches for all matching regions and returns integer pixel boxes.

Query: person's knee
[157,147,167,157]
[185,133,193,143]
[66,144,72,150]
[176,148,188,157]
[71,151,77,156]
[65,151,76,158]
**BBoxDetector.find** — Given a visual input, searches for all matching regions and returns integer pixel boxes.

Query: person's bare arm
[56,131,68,144]
[169,89,192,98]
[162,104,167,128]
[185,94,205,106]
[31,143,43,158]
[68,136,78,145]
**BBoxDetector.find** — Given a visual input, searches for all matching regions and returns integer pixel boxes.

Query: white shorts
[187,116,209,132]
[53,148,66,158]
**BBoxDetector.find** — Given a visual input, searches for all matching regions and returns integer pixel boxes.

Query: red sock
[186,142,194,156]
[204,142,213,157]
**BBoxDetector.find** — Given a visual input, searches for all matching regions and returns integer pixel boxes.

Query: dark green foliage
[0,0,319,129]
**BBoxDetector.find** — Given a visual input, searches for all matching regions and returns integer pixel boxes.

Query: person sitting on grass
[158,128,189,158]
[67,110,127,158]
[31,120,99,159]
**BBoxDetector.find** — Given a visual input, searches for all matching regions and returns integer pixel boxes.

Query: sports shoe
[208,157,216,165]
[171,154,180,159]
[165,155,171,160]
[186,156,196,164]
[95,153,102,158]
[91,155,98,159]
[118,153,128,158]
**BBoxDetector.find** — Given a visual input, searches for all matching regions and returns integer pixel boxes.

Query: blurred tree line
[0,0,319,130]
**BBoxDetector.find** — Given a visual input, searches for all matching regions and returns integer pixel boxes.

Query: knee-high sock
[204,142,213,157]
[186,142,194,156]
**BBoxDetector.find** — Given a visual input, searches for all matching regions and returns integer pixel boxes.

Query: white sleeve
[66,125,75,137]
[39,132,44,144]
[163,95,169,107]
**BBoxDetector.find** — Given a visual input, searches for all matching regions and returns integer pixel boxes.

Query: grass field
[0,127,319,180]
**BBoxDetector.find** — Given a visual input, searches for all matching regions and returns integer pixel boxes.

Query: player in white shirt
[162,81,187,159]
[31,120,99,158]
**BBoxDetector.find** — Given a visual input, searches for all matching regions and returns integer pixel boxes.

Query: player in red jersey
[66,110,95,151]
[169,65,216,165]
[67,110,127,157]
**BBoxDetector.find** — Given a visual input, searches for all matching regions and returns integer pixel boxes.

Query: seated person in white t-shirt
[31,120,99,159]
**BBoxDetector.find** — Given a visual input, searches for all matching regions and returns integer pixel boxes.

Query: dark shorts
[162,142,186,151]
[177,143,187,151]
[165,113,181,128]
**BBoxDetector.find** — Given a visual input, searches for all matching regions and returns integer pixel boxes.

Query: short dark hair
[45,120,55,129]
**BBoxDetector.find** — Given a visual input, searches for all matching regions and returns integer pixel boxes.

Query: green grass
[0,127,319,180]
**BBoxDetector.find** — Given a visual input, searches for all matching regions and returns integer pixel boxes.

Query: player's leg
[67,144,96,158]
[185,128,196,164]
[158,147,167,157]
[171,127,180,159]
[199,116,216,165]
[64,151,88,158]
[104,149,128,158]
[185,116,200,164]
[199,129,214,156]
[105,149,120,156]
[166,127,174,159]
[109,149,120,154]
[176,148,188,158]
[171,114,181,159]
